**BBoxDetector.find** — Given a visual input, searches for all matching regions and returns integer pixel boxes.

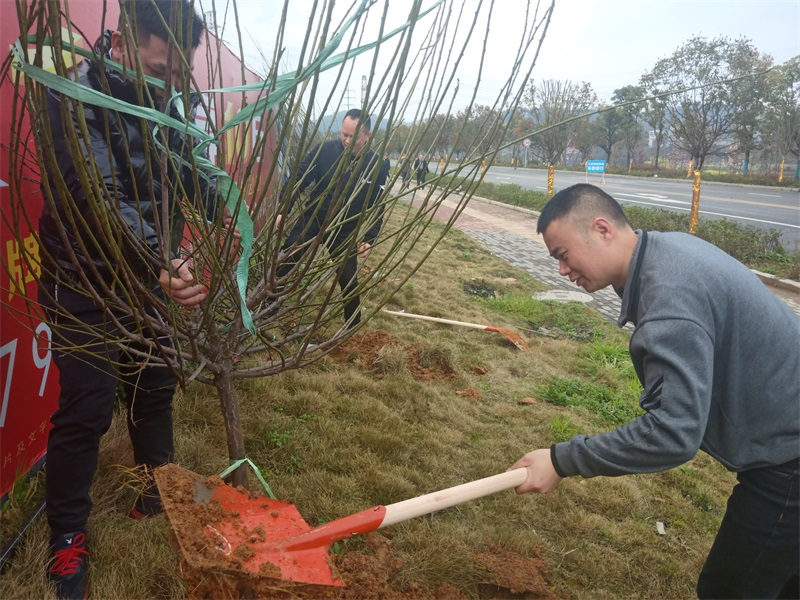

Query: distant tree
[451,104,505,159]
[596,104,624,166]
[522,79,596,164]
[638,71,669,169]
[728,46,774,173]
[504,108,536,165]
[649,36,770,170]
[619,118,644,167]
[571,116,603,164]
[762,57,800,178]
[613,86,644,167]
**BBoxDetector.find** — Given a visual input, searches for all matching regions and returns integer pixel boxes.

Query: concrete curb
[751,271,800,294]
[466,194,800,294]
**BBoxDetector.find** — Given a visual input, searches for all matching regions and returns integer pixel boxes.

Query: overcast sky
[214,0,800,118]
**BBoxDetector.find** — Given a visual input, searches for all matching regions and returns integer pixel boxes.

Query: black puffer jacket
[38,30,217,283]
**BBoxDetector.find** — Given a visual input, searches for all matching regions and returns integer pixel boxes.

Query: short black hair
[536,184,631,234]
[118,0,206,49]
[343,108,371,132]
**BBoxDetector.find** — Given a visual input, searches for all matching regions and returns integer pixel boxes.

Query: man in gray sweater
[511,184,799,598]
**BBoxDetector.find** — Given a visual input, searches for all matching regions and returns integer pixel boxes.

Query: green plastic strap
[219,458,276,499]
[212,0,444,135]
[163,98,256,334]
[25,34,167,90]
[10,41,207,138]
[10,1,442,337]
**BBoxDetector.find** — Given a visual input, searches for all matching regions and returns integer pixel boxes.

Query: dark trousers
[697,458,800,599]
[39,275,176,536]
[280,224,362,326]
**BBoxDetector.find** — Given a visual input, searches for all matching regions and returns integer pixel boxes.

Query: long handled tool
[155,464,527,588]
[382,309,529,350]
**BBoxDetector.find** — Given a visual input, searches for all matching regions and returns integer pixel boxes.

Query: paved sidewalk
[408,190,800,322]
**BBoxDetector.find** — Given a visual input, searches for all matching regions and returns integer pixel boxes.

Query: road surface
[478,166,800,250]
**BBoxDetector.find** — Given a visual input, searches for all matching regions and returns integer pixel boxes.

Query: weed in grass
[550,414,579,441]
[268,426,292,448]
[483,294,610,342]
[537,377,642,427]
[462,279,498,299]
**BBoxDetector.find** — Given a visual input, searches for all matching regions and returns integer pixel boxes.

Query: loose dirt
[328,330,456,381]
[155,464,557,599]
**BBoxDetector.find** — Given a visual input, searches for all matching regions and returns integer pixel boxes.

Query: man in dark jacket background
[510,184,799,599]
[413,152,428,185]
[277,108,388,328]
[36,2,214,598]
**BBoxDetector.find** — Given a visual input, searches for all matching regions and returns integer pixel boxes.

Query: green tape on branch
[219,458,276,499]
[25,34,167,89]
[212,0,444,135]
[10,41,207,139]
[9,0,443,340]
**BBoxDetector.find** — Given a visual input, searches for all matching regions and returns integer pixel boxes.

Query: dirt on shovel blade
[154,464,341,598]
[155,464,558,599]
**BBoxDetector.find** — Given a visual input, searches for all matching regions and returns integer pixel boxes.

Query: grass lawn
[0,210,735,599]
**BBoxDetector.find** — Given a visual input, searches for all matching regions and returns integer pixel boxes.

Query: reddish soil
[328,330,456,381]
[154,465,557,599]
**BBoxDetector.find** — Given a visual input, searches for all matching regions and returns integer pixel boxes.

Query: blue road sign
[586,160,606,173]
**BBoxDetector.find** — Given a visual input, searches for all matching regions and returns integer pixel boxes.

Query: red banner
[0,0,275,498]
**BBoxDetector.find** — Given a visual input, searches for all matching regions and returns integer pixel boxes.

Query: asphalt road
[477,166,800,250]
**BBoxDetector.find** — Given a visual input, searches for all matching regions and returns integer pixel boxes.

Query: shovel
[154,463,527,588]
[382,309,529,350]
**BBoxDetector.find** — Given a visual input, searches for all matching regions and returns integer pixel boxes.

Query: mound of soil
[155,465,557,599]
[328,330,455,381]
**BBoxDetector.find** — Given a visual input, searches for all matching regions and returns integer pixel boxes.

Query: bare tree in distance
[648,35,769,170]
[522,79,597,165]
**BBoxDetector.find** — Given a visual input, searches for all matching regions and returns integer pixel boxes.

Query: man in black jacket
[413,153,428,185]
[36,2,214,598]
[278,108,388,328]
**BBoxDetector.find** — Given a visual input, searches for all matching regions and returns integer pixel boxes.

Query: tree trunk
[743,149,750,175]
[215,367,249,488]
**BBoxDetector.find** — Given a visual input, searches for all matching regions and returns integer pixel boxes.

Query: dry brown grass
[0,210,735,599]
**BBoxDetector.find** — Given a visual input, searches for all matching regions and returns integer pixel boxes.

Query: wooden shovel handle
[382,309,488,331]
[381,468,528,528]
[282,469,529,551]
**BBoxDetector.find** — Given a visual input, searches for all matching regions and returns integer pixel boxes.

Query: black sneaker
[129,486,162,520]
[48,531,88,600]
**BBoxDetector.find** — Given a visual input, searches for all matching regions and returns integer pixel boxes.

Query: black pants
[279,224,362,326]
[39,275,176,535]
[698,458,800,599]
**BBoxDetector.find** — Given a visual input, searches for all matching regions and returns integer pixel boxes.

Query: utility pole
[344,88,356,111]
[361,75,367,105]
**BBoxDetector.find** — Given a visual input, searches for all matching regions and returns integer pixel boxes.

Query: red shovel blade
[206,482,342,586]
[154,464,344,587]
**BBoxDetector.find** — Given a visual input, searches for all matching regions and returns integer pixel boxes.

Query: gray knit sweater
[552,231,800,478]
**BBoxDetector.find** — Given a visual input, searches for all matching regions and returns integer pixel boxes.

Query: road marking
[750,193,781,198]
[616,198,800,229]
[616,193,689,205]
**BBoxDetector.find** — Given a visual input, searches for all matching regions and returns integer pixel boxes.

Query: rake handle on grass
[284,468,528,551]
[382,309,491,331]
